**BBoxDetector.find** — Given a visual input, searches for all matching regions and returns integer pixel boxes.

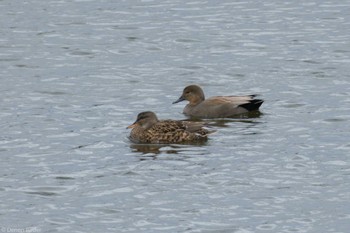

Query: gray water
[1,0,350,232]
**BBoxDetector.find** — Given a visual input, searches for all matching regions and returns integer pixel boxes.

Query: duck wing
[188,95,263,118]
[206,95,256,106]
[151,120,209,134]
[146,120,209,143]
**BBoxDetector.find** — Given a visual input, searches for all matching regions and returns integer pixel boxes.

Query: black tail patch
[240,99,264,111]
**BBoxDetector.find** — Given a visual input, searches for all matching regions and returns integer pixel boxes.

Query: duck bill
[126,122,138,129]
[172,96,185,104]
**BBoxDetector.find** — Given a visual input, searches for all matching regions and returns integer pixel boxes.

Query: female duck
[127,111,212,144]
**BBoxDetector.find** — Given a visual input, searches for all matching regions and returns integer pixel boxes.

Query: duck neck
[130,125,146,142]
[142,119,158,130]
[190,94,205,105]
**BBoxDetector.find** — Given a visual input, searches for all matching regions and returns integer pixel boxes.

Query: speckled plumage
[127,111,211,144]
[173,85,264,118]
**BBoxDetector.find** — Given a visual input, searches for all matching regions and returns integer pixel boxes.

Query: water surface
[1,0,350,232]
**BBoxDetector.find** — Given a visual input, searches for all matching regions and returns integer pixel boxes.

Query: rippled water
[1,0,350,232]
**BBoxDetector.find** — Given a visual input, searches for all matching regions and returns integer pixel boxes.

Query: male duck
[173,85,263,118]
[127,111,212,144]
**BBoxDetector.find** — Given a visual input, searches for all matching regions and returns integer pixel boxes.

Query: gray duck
[173,85,263,118]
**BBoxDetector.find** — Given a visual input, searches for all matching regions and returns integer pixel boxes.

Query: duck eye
[137,115,147,121]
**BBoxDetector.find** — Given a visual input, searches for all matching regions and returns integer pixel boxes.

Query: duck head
[127,111,159,130]
[173,85,205,105]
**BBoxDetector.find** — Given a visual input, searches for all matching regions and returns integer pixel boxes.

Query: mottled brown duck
[127,111,212,144]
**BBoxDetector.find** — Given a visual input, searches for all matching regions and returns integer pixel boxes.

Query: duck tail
[240,99,264,111]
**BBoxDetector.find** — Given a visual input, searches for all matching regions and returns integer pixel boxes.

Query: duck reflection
[129,141,208,155]
[129,143,173,155]
[183,111,263,128]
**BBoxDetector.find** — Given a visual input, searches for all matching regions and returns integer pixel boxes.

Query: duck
[127,111,212,144]
[173,85,263,118]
